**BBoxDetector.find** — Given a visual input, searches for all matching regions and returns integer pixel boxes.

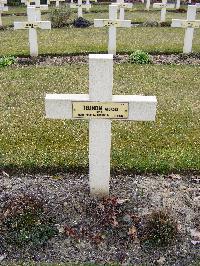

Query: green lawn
[1,4,200,56]
[2,5,194,26]
[1,26,200,56]
[0,3,199,174]
[0,63,199,174]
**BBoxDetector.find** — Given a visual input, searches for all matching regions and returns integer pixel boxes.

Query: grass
[1,4,200,56]
[1,27,200,56]
[0,63,199,174]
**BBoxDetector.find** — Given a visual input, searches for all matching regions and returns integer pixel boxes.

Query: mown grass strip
[0,64,199,174]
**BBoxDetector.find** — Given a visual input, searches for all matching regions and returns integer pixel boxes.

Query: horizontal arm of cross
[171,19,200,28]
[0,0,7,4]
[45,94,157,121]
[112,3,133,9]
[70,3,91,8]
[0,5,8,11]
[94,19,131,28]
[36,5,48,10]
[153,3,175,9]
[14,21,51,30]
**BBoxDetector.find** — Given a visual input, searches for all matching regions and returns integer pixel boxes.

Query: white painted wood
[184,5,196,53]
[89,54,113,196]
[45,94,157,121]
[45,55,157,197]
[14,6,51,56]
[33,0,48,21]
[86,0,90,11]
[45,54,157,197]
[0,0,8,26]
[78,0,82,17]
[176,0,180,9]
[113,0,133,20]
[94,4,131,55]
[47,0,65,6]
[171,5,198,53]
[109,5,117,54]
[153,0,175,22]
[146,0,150,11]
[70,0,91,17]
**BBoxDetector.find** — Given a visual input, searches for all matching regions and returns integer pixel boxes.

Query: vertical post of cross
[0,0,8,26]
[86,0,90,11]
[27,7,38,56]
[108,5,117,54]
[78,0,83,17]
[117,0,125,20]
[146,0,150,11]
[176,0,180,10]
[161,0,167,22]
[183,5,196,53]
[89,54,113,196]
[35,0,41,21]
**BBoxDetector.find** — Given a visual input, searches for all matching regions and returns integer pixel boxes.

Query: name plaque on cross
[72,102,128,119]
[181,20,200,28]
[103,20,121,27]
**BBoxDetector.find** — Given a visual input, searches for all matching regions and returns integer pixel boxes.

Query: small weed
[1,194,58,247]
[0,56,16,68]
[129,50,152,64]
[140,210,178,246]
[49,7,71,28]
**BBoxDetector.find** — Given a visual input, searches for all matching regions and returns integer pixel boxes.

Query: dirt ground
[0,172,199,265]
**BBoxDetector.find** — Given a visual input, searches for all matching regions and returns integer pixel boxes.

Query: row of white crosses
[70,0,91,17]
[45,54,157,197]
[0,0,8,26]
[94,4,131,55]
[146,0,181,12]
[153,0,175,22]
[113,0,133,20]
[47,0,65,7]
[14,6,51,56]
[21,0,48,20]
[172,5,200,53]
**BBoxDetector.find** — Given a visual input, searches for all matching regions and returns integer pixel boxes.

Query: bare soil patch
[13,53,200,67]
[0,172,199,265]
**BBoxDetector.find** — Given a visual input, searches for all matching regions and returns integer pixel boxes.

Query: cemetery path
[12,53,200,67]
[0,172,199,265]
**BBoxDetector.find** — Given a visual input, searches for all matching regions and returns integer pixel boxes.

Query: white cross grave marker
[0,0,8,26]
[14,6,51,57]
[196,3,200,8]
[32,0,48,21]
[146,0,151,11]
[21,0,32,6]
[47,0,65,7]
[176,0,180,10]
[94,5,131,55]
[85,0,91,11]
[45,54,157,197]
[70,0,91,17]
[112,0,133,20]
[153,0,175,22]
[171,5,199,53]
[21,0,48,19]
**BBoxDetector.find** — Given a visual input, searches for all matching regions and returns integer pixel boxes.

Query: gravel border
[11,53,200,67]
[0,172,199,265]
